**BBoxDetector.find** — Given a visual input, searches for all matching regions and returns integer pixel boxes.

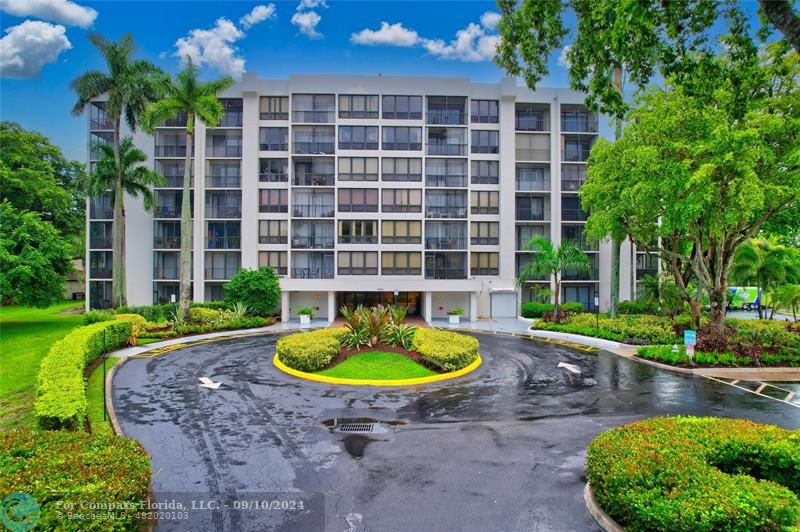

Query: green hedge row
[34,320,132,430]
[413,328,479,371]
[587,417,800,531]
[0,430,151,530]
[276,328,347,372]
[520,301,584,318]
[533,313,678,345]
[638,345,800,367]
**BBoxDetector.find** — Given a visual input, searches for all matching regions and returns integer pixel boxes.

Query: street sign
[686,345,695,359]
[684,330,697,346]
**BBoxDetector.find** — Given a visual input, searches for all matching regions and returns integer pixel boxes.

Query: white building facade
[86,74,648,321]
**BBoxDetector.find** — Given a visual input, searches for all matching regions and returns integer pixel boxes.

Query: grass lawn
[136,337,162,346]
[316,351,437,380]
[0,301,84,430]
[87,356,120,435]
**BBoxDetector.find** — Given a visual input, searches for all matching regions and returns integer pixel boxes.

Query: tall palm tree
[71,34,161,307]
[731,239,800,319]
[516,237,591,320]
[142,59,234,318]
[773,284,800,321]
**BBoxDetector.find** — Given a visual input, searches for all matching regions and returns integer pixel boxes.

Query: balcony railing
[90,119,114,130]
[293,173,334,186]
[562,209,589,222]
[205,267,239,280]
[382,204,422,213]
[259,171,288,183]
[153,267,179,280]
[426,110,466,125]
[561,178,587,192]
[471,145,499,154]
[218,113,243,127]
[205,206,241,218]
[425,237,466,250]
[338,204,379,213]
[259,204,288,213]
[339,173,378,182]
[260,111,289,120]
[339,235,378,244]
[292,204,335,218]
[291,267,334,279]
[562,268,598,281]
[516,176,550,191]
[471,205,499,215]
[382,266,421,275]
[339,141,379,150]
[515,115,549,131]
[90,298,112,309]
[425,267,466,280]
[515,208,551,221]
[154,205,181,218]
[154,237,180,249]
[161,175,192,188]
[161,114,188,127]
[293,142,335,155]
[637,268,659,280]
[515,149,549,161]
[90,237,112,249]
[339,267,378,276]
[471,267,499,276]
[561,117,598,133]
[89,206,113,219]
[291,236,334,249]
[382,173,422,182]
[260,142,289,151]
[383,236,422,245]
[426,143,467,156]
[259,235,287,244]
[292,110,336,123]
[206,237,240,249]
[89,267,112,278]
[562,147,592,162]
[425,206,467,219]
[206,145,242,158]
[155,145,189,158]
[471,236,499,245]
[383,142,422,151]
[425,174,467,188]
[205,175,241,188]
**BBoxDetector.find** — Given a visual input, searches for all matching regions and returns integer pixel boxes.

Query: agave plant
[388,305,408,326]
[231,301,249,319]
[364,305,391,347]
[386,324,417,350]
[169,308,186,331]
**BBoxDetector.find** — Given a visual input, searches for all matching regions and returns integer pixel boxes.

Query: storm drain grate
[336,423,376,433]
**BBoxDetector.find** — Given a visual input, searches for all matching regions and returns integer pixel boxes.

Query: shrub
[116,303,177,322]
[587,417,800,531]
[276,328,347,372]
[385,324,417,351]
[534,313,678,344]
[447,307,464,316]
[617,300,657,315]
[297,306,315,316]
[115,313,147,345]
[224,267,281,316]
[561,302,585,314]
[0,430,151,530]
[35,320,132,430]
[189,307,222,324]
[412,328,479,371]
[138,329,177,339]
[521,301,585,318]
[83,309,114,325]
[638,345,800,367]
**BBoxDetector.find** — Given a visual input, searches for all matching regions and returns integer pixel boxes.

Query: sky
[0,0,763,162]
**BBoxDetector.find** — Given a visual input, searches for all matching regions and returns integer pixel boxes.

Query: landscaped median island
[586,417,800,530]
[275,305,481,384]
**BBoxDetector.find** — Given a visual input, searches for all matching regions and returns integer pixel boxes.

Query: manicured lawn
[0,301,84,430]
[136,337,162,346]
[316,351,437,380]
[87,356,120,435]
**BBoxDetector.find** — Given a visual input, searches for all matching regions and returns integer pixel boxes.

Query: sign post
[684,330,696,364]
[594,293,599,334]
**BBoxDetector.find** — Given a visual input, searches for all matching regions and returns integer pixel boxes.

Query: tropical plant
[636,274,685,318]
[297,306,315,317]
[388,305,408,326]
[231,302,249,319]
[386,324,418,351]
[363,305,390,347]
[222,267,281,317]
[516,237,591,321]
[447,308,465,316]
[731,239,800,319]
[773,284,800,321]
[142,58,234,319]
[169,308,186,331]
[71,34,161,307]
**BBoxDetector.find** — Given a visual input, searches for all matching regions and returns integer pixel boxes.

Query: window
[260,96,288,120]
[382,95,423,119]
[471,130,499,154]
[338,157,378,181]
[471,252,499,275]
[204,251,240,280]
[293,191,334,217]
[90,221,113,249]
[206,221,240,249]
[515,103,550,131]
[515,133,550,161]
[259,158,288,182]
[205,191,241,218]
[470,160,499,185]
[382,220,422,244]
[259,189,288,213]
[471,221,499,245]
[207,132,242,157]
[382,127,422,150]
[516,165,549,191]
[561,105,597,133]
[259,251,287,275]
[561,164,588,191]
[339,126,379,150]
[471,191,499,214]
[219,98,243,127]
[259,220,288,244]
[425,159,467,187]
[470,99,499,123]
[338,251,378,275]
[425,190,467,219]
[427,127,467,156]
[291,221,334,249]
[425,252,467,279]
[259,128,288,151]
[339,95,379,119]
[293,126,335,154]
[294,157,334,186]
[562,196,589,221]
[292,94,335,123]
[516,195,548,221]
[339,220,378,244]
[562,224,595,250]
[206,162,240,188]
[426,96,467,125]
[517,225,547,249]
[425,221,467,249]
[292,251,334,279]
[382,158,422,181]
[338,188,378,212]
[90,251,113,278]
[382,252,422,275]
[563,135,595,162]
[382,188,422,213]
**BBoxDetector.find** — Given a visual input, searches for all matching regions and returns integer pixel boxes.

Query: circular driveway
[113,332,798,531]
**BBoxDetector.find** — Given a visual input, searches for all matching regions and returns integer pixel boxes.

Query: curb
[584,483,624,532]
[272,353,483,386]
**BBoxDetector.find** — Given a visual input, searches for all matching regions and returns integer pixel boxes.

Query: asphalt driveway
[112,332,798,532]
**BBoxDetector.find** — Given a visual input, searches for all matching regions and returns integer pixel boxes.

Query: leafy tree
[731,239,800,319]
[142,58,234,319]
[0,202,73,307]
[71,33,161,308]
[581,40,800,334]
[515,237,590,320]
[223,268,281,317]
[0,122,86,244]
[637,274,685,319]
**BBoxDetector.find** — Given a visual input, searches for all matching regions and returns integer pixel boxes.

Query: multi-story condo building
[85,74,650,321]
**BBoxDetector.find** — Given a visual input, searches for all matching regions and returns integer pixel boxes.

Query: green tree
[731,239,800,319]
[142,58,234,319]
[71,33,161,308]
[773,284,800,321]
[223,267,281,317]
[515,237,590,320]
[0,202,73,307]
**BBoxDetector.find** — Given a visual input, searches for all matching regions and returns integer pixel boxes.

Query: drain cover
[336,423,375,433]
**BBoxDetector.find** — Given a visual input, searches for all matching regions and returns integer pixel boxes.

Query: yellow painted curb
[272,353,483,386]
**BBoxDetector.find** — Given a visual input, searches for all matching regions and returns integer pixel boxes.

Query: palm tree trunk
[610,237,620,318]
[111,118,127,308]
[179,122,193,318]
[553,276,561,320]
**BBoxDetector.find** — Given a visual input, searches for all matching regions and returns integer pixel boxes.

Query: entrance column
[469,292,478,322]
[423,292,432,324]
[327,291,336,323]
[281,291,289,323]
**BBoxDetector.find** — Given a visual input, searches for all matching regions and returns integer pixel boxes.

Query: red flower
[438,306,444,310]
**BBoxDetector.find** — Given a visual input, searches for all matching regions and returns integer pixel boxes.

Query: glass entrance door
[337,292,421,315]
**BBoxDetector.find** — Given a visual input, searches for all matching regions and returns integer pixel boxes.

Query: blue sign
[684,330,697,346]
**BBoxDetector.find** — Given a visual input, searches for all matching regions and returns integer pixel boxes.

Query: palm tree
[773,284,800,321]
[71,34,161,307]
[142,59,234,319]
[731,239,800,319]
[516,237,591,320]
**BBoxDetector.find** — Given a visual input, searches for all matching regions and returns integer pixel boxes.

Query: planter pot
[299,314,311,325]
[449,315,460,324]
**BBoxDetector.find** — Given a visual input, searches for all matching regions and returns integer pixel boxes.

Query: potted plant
[297,306,314,325]
[447,307,464,324]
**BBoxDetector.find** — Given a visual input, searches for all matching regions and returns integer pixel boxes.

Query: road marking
[198,377,221,389]
[754,383,767,394]
[557,362,581,374]
[701,376,799,409]
[786,392,795,403]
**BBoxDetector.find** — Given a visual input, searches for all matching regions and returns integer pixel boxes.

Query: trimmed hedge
[638,345,800,367]
[533,313,678,345]
[521,301,584,318]
[587,417,800,531]
[276,328,347,372]
[34,320,132,430]
[617,300,657,315]
[188,307,221,324]
[413,328,479,371]
[0,430,151,530]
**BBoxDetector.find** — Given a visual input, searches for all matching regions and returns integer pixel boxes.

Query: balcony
[205,174,241,188]
[426,143,467,156]
[205,266,239,280]
[161,112,188,127]
[516,171,550,192]
[161,175,192,188]
[89,267,112,278]
[261,111,289,120]
[206,145,242,158]
[562,209,589,222]
[426,110,467,125]
[515,114,549,131]
[424,267,466,280]
[339,234,378,244]
[260,141,289,151]
[90,118,114,130]
[206,206,241,218]
[259,171,288,183]
[637,268,659,280]
[155,145,189,158]
[515,207,550,221]
[292,110,336,123]
[425,238,466,250]
[471,236,499,245]
[153,266,179,280]
[515,148,550,161]
[154,205,182,218]
[293,141,335,155]
[425,174,467,188]
[293,173,335,187]
[292,204,335,218]
[291,267,334,279]
[206,237,240,249]
[89,206,113,219]
[259,204,288,214]
[90,237,112,249]
[218,113,243,128]
[154,236,180,249]
[291,236,334,249]
[425,206,467,219]
[561,108,598,133]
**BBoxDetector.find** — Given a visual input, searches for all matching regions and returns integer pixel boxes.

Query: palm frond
[70,72,114,115]
[194,95,224,127]
[197,76,235,98]
[142,98,187,133]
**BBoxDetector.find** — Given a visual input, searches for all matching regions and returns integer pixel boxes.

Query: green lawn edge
[316,351,437,380]
[86,356,120,435]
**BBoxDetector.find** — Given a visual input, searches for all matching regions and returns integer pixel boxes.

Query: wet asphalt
[112,332,799,532]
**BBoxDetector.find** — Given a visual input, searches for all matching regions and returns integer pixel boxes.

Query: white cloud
[0,0,97,28]
[174,17,245,78]
[480,11,501,31]
[291,10,322,39]
[350,22,419,47]
[296,0,327,10]
[558,45,572,68]
[240,4,276,30]
[0,20,71,79]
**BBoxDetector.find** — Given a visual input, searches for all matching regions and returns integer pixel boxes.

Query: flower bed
[587,417,800,531]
